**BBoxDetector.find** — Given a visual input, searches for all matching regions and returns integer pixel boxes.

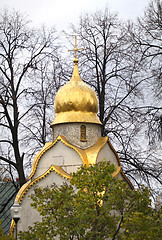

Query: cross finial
[68,36,84,60]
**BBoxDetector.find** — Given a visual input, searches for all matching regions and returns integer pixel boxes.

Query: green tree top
[19,161,161,240]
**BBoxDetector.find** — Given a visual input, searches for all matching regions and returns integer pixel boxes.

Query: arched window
[80,125,87,142]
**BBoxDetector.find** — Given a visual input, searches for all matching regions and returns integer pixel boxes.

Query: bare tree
[0,9,59,187]
[127,0,162,145]
[21,56,65,162]
[70,9,144,133]
[69,6,161,193]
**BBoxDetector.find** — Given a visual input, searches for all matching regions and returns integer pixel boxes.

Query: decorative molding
[28,135,88,179]
[10,220,15,236]
[15,179,32,203]
[28,142,53,179]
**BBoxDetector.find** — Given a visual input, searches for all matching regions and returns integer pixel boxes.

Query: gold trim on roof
[15,179,32,203]
[57,135,88,166]
[16,165,71,204]
[85,136,133,189]
[107,137,122,167]
[10,220,15,236]
[29,142,53,179]
[107,137,134,189]
[85,137,108,165]
[28,135,88,179]
[51,111,102,126]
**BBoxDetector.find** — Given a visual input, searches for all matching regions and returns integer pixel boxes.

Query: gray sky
[1,0,151,31]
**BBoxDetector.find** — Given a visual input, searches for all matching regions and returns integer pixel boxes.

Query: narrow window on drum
[80,125,87,142]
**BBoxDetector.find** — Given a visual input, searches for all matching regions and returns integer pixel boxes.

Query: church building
[10,40,133,234]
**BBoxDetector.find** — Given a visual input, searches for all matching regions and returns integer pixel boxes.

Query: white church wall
[33,140,83,179]
[17,172,69,233]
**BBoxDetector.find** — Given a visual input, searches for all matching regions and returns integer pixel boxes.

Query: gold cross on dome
[68,36,84,59]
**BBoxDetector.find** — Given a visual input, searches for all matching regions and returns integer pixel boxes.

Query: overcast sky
[1,0,151,31]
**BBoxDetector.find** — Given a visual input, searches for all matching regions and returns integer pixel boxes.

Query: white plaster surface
[33,140,83,179]
[97,143,119,165]
[53,123,101,149]
[17,172,69,233]
[97,142,127,181]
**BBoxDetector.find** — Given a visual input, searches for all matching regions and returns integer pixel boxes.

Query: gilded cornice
[120,168,134,189]
[28,135,88,180]
[10,220,15,235]
[59,135,88,166]
[14,136,132,204]
[15,179,32,203]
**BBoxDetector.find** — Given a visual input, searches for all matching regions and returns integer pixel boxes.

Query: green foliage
[19,161,162,240]
[0,220,12,240]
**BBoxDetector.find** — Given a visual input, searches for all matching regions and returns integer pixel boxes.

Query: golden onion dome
[51,58,102,126]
